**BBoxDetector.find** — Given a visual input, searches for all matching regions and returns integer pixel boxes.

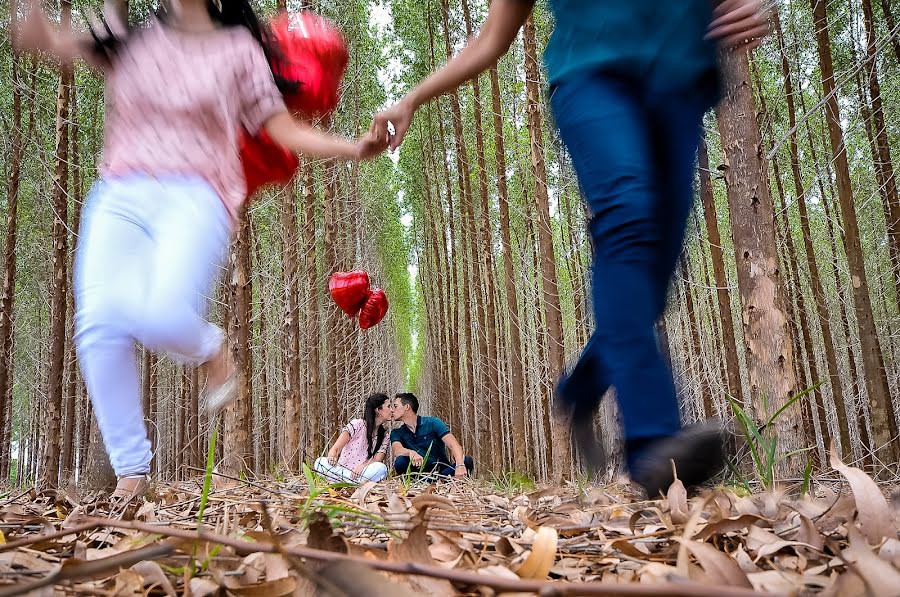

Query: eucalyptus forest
[1,0,899,594]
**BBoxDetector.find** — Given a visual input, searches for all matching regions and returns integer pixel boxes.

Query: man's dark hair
[396,392,419,413]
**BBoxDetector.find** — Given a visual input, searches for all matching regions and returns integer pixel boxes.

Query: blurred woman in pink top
[13,0,387,500]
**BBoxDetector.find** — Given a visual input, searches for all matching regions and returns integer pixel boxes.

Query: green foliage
[489,470,536,495]
[726,384,820,491]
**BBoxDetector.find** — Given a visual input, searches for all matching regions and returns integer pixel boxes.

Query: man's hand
[706,0,770,50]
[409,452,424,467]
[373,98,415,152]
[454,464,467,478]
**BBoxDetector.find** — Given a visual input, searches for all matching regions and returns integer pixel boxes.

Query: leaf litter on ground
[0,452,897,596]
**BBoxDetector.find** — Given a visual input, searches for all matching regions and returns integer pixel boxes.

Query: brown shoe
[111,475,150,502]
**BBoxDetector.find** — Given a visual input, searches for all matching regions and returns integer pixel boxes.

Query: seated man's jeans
[394,455,474,477]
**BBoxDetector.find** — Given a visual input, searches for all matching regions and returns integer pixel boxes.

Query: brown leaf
[387,523,455,596]
[692,514,765,541]
[878,538,900,568]
[188,577,220,597]
[794,513,825,553]
[411,493,458,516]
[842,526,900,597]
[131,560,176,596]
[678,540,752,588]
[113,568,145,594]
[666,477,690,525]
[515,526,558,579]
[264,553,291,581]
[307,513,348,554]
[830,447,894,544]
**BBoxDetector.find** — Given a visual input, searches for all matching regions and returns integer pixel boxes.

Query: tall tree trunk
[681,254,713,418]
[0,1,24,475]
[224,206,253,474]
[61,76,84,482]
[440,0,480,457]
[302,161,321,458]
[862,0,900,303]
[879,0,900,63]
[809,0,899,462]
[716,47,802,474]
[523,15,570,477]
[698,138,745,404]
[281,182,302,471]
[773,13,851,457]
[461,0,502,471]
[42,0,73,487]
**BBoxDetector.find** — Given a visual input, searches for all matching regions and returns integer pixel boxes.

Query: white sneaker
[203,374,237,414]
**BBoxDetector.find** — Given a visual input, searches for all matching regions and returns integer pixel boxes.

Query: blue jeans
[550,72,713,469]
[393,455,474,477]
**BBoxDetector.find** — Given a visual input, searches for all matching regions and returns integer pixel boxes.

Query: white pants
[313,457,388,484]
[74,176,230,477]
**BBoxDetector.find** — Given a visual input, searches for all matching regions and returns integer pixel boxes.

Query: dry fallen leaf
[830,447,894,544]
[515,526,558,579]
[842,526,900,597]
[678,539,752,588]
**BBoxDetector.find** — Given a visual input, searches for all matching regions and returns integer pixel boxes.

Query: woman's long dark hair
[89,0,295,93]
[363,393,389,459]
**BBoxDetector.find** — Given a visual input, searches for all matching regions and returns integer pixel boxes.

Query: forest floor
[1,454,898,596]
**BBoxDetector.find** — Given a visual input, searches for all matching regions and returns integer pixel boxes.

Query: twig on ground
[69,516,777,597]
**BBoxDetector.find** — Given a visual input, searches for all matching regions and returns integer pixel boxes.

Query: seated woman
[313,393,392,484]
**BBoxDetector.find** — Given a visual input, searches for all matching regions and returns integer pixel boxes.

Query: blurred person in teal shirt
[374,0,768,496]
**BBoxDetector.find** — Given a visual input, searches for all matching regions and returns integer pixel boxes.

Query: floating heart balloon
[359,288,389,330]
[329,271,370,317]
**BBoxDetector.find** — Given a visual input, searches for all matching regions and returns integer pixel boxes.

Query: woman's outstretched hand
[705,0,771,50]
[354,126,390,161]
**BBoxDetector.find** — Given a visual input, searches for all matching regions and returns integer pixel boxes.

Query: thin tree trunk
[862,0,900,304]
[281,182,301,471]
[0,0,24,476]
[681,254,713,419]
[523,14,570,478]
[879,0,900,63]
[440,0,480,457]
[698,138,745,405]
[461,0,502,471]
[43,0,73,487]
[224,206,253,474]
[773,14,852,457]
[302,160,321,458]
[809,0,899,462]
[716,47,802,474]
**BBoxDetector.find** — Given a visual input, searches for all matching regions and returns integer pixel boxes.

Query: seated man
[390,393,473,478]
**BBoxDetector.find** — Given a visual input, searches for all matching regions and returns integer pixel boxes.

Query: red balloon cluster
[240,11,349,199]
[328,271,389,330]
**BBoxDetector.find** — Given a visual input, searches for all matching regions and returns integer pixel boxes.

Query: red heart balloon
[359,289,389,330]
[329,271,370,317]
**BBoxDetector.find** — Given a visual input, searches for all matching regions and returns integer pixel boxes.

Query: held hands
[372,98,415,152]
[706,0,771,50]
[353,122,390,161]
